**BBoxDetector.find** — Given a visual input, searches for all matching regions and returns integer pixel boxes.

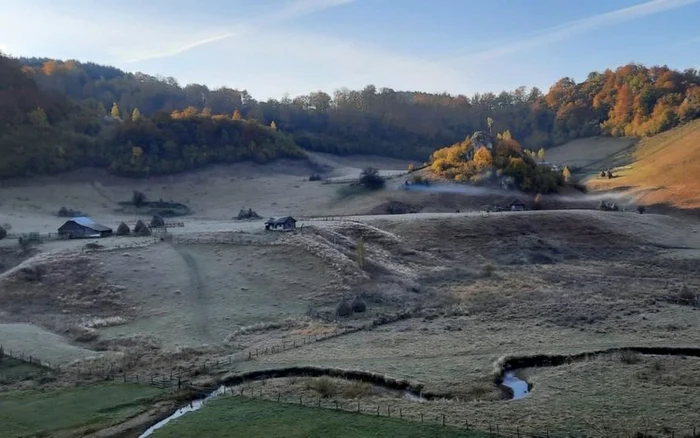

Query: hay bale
[133,220,151,236]
[336,299,352,317]
[116,222,130,236]
[150,215,165,228]
[351,296,366,313]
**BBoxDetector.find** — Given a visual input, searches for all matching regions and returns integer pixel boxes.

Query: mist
[400,182,635,205]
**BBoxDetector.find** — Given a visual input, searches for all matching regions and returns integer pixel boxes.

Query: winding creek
[138,347,700,435]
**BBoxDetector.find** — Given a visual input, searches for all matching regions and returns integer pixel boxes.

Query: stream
[500,372,529,400]
[139,387,225,437]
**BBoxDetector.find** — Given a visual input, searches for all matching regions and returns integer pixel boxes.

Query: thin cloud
[453,0,699,63]
[123,0,355,63]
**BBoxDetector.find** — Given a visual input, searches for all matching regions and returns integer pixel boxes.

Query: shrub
[637,205,646,214]
[678,284,696,304]
[620,350,640,364]
[132,190,147,207]
[343,381,372,398]
[351,296,366,313]
[482,264,494,277]
[336,299,352,317]
[0,225,6,240]
[307,377,337,398]
[133,220,151,236]
[150,215,165,228]
[309,173,322,181]
[116,222,130,236]
[359,167,385,190]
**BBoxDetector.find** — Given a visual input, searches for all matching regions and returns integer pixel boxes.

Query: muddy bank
[494,346,700,378]
[221,366,433,398]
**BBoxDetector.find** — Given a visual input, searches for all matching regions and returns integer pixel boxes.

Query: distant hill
[587,119,700,209]
[1,54,699,178]
[17,58,700,161]
[0,54,304,178]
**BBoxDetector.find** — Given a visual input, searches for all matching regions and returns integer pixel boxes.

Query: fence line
[221,388,699,438]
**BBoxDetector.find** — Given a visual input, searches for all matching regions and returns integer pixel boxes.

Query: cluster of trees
[430,131,563,193]
[0,54,303,178]
[2,55,699,179]
[19,58,700,161]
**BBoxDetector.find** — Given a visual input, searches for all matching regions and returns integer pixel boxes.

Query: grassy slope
[0,383,163,438]
[587,119,700,208]
[152,397,483,438]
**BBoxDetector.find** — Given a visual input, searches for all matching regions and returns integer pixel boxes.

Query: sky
[0,0,698,100]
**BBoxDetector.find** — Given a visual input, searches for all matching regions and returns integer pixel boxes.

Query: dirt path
[171,244,213,343]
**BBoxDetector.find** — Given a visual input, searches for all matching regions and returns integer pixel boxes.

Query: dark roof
[509,198,526,206]
[61,217,112,232]
[265,216,296,225]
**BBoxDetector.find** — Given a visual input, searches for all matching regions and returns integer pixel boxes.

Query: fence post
[387,406,390,417]
[421,413,423,422]
[442,415,446,426]
[335,400,338,410]
[278,392,281,402]
[357,401,360,412]
[300,395,302,405]
[376,406,379,416]
[399,408,402,419]
[517,427,520,438]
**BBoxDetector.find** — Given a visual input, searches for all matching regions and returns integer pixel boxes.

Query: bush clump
[343,381,373,398]
[116,222,130,236]
[150,215,165,228]
[132,190,147,207]
[307,377,337,398]
[336,299,352,317]
[678,284,697,305]
[359,167,385,190]
[309,173,322,181]
[351,296,366,313]
[620,350,641,364]
[133,220,151,236]
[482,264,494,277]
[637,205,646,214]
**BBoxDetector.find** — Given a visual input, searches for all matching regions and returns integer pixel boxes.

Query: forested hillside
[19,58,700,162]
[0,55,304,178]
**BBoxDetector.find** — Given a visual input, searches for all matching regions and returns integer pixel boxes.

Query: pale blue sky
[0,0,698,99]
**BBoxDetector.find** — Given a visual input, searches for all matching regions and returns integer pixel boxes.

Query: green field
[151,397,484,438]
[0,383,163,438]
[0,357,48,384]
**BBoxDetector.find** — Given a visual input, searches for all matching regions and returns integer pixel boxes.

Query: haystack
[336,299,352,317]
[116,222,130,236]
[150,215,165,228]
[351,296,366,313]
[133,220,151,236]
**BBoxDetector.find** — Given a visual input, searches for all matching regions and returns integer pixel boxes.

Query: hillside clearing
[587,119,700,209]
[544,136,636,173]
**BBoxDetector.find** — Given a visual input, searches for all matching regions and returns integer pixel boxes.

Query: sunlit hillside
[587,119,700,209]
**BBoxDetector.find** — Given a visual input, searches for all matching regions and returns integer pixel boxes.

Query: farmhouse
[58,217,113,239]
[265,216,297,231]
[508,198,526,211]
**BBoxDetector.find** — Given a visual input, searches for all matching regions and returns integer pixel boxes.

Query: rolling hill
[587,118,700,209]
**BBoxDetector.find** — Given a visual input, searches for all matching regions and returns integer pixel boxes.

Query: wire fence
[217,388,700,438]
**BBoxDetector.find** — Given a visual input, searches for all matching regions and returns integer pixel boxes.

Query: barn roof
[265,216,296,225]
[66,217,112,232]
[509,198,526,206]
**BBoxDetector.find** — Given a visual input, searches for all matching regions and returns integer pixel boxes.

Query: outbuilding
[508,198,526,211]
[264,216,297,231]
[58,217,113,239]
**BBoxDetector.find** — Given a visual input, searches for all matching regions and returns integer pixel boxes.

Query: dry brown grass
[587,119,700,208]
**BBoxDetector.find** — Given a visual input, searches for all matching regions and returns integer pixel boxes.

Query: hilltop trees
[2,54,699,179]
[430,132,563,193]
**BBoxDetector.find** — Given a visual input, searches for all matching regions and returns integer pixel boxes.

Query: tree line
[2,54,699,178]
[0,54,303,178]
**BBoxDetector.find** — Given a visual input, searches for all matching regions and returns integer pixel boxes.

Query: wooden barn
[508,198,526,211]
[58,217,113,239]
[264,216,297,231]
